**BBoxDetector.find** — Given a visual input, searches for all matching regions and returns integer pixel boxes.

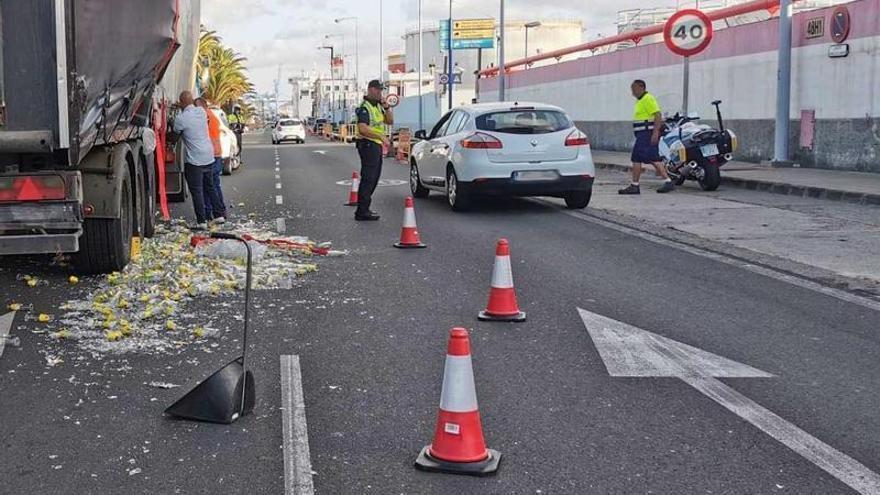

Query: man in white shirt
[173,91,226,229]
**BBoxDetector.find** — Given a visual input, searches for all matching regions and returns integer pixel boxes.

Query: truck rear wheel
[141,154,157,238]
[73,168,133,274]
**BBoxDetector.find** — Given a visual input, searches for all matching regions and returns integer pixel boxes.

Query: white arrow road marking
[578,308,880,494]
[312,150,326,155]
[0,311,15,359]
[281,355,314,495]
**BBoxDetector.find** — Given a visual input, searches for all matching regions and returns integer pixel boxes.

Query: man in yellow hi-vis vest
[353,80,393,221]
[619,79,675,195]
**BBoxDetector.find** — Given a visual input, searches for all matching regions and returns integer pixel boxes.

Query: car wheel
[564,188,592,209]
[446,167,471,212]
[410,162,430,198]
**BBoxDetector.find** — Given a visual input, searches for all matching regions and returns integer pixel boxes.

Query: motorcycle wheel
[699,163,721,191]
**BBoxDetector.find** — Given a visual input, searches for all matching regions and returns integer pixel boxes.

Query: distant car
[209,108,242,175]
[273,119,306,144]
[409,102,595,211]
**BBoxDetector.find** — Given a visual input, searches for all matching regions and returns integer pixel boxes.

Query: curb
[594,162,880,206]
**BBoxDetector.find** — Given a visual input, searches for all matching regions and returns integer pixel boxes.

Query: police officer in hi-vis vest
[353,80,393,221]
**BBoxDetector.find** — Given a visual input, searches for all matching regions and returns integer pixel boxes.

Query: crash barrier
[396,128,413,164]
[345,124,357,143]
[321,123,332,140]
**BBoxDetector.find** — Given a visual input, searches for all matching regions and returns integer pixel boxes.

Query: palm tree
[197,27,254,109]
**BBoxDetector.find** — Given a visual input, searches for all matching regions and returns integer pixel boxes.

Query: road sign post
[664,9,713,115]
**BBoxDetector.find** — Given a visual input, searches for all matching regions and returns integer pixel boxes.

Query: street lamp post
[379,0,384,79]
[499,0,506,102]
[318,45,334,121]
[334,17,359,89]
[524,21,541,59]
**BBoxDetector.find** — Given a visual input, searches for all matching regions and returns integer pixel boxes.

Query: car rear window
[280,120,300,126]
[475,110,572,135]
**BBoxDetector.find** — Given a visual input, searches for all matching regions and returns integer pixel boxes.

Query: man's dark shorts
[631,129,662,164]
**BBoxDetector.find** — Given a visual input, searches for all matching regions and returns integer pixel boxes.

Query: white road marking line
[276,195,284,205]
[275,174,281,180]
[276,183,282,190]
[281,355,315,495]
[275,167,281,172]
[545,201,880,314]
[579,308,880,494]
[276,217,286,234]
[0,311,16,359]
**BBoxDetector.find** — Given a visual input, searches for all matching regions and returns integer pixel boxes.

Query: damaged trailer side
[0,0,200,273]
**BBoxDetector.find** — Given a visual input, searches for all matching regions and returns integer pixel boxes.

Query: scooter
[658,100,738,191]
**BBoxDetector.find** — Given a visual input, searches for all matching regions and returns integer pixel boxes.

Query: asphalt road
[1,132,878,494]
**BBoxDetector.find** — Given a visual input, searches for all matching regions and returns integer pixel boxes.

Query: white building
[312,77,360,123]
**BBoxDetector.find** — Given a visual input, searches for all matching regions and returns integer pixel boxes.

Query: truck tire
[134,159,146,240]
[142,160,157,238]
[73,167,133,274]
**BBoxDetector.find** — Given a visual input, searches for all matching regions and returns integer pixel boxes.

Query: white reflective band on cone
[490,256,514,289]
[351,179,360,190]
[439,355,479,412]
[403,208,417,228]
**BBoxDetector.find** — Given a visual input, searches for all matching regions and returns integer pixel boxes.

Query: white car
[209,108,242,175]
[273,119,306,144]
[410,102,595,211]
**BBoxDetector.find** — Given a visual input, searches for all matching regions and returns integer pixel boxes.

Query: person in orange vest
[195,98,228,224]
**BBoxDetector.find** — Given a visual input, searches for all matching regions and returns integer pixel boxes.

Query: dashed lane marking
[281,355,315,495]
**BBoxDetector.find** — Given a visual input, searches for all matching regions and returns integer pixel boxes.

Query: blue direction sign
[440,19,495,50]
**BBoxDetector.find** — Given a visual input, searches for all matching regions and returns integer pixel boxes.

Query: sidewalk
[591,150,880,205]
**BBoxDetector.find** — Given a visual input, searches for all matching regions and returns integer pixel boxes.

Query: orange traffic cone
[478,239,526,322]
[393,197,427,249]
[345,171,359,206]
[415,328,501,476]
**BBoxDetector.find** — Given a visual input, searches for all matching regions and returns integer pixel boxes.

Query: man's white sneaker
[212,216,227,225]
[190,222,208,231]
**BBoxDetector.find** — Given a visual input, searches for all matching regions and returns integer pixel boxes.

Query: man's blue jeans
[203,157,227,220]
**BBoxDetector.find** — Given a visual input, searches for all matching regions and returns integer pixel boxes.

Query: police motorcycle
[658,100,738,191]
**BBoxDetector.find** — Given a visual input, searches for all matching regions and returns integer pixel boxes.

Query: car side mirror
[414,130,427,140]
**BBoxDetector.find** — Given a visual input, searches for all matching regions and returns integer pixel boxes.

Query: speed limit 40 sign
[664,9,714,57]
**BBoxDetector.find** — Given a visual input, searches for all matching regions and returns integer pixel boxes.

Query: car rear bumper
[460,175,594,197]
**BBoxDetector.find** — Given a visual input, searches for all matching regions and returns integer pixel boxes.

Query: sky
[201,0,676,94]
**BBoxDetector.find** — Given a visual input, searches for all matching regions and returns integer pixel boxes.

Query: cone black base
[393,242,427,249]
[414,446,501,477]
[345,202,357,207]
[478,310,526,322]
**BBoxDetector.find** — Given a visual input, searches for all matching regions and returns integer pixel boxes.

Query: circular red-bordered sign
[830,6,851,44]
[664,9,714,57]
[386,94,400,108]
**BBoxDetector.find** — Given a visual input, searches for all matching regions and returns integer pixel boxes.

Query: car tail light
[461,132,503,149]
[0,175,66,202]
[565,129,590,146]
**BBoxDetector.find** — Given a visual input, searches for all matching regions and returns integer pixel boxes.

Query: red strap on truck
[155,102,171,220]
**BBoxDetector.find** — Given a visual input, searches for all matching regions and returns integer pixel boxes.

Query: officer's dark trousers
[356,140,383,215]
